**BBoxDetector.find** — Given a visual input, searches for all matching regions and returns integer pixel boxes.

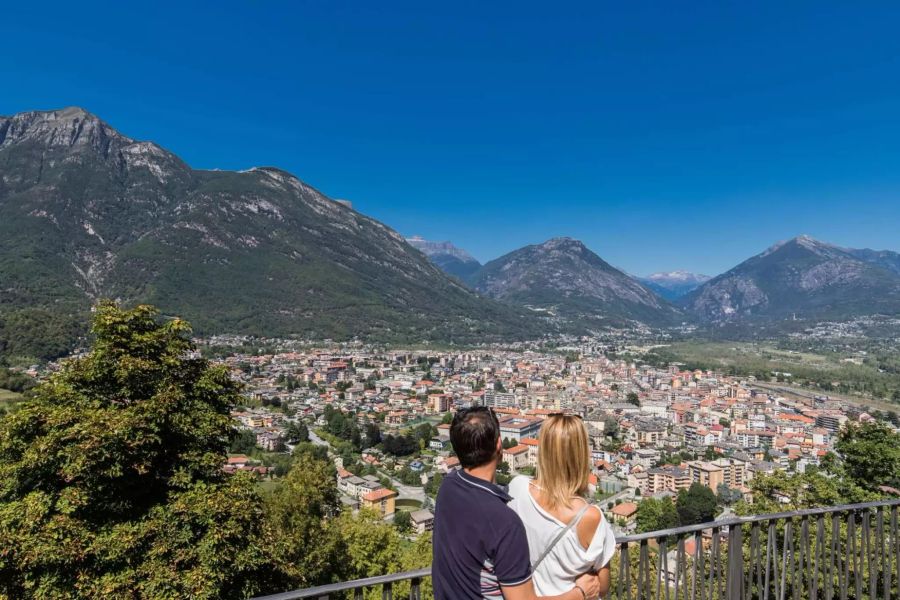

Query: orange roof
[611,502,638,517]
[504,444,529,455]
[362,488,398,502]
[337,468,353,478]
[227,455,249,465]
[520,437,540,447]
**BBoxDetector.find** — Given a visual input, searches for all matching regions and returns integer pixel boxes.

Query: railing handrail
[253,497,900,599]
[616,497,900,542]
[252,567,431,600]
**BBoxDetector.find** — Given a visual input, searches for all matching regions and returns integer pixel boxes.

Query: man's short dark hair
[450,407,500,469]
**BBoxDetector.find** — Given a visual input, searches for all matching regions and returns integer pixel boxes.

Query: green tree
[676,483,718,525]
[834,421,900,491]
[285,421,310,444]
[635,497,678,533]
[626,392,640,406]
[0,302,272,599]
[265,449,343,589]
[393,510,412,533]
[425,472,444,497]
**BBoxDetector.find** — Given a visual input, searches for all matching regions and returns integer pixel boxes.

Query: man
[433,407,601,600]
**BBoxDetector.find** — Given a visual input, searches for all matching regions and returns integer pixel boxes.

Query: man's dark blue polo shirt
[432,469,532,599]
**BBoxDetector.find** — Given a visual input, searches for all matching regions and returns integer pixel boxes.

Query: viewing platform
[253,498,900,600]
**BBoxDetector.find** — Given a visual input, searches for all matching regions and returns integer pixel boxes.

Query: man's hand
[574,572,601,600]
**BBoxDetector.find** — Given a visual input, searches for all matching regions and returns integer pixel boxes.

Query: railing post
[727,523,743,600]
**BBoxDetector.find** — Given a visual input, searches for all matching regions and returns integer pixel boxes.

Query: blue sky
[3,2,900,276]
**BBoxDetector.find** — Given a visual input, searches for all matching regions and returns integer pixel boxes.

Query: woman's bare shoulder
[575,504,603,551]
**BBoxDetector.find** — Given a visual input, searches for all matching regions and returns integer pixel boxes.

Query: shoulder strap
[531,502,592,571]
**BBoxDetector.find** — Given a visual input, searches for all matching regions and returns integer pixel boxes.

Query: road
[308,429,331,449]
[377,469,426,503]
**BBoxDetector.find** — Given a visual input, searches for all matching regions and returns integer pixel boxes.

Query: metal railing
[253,498,900,600]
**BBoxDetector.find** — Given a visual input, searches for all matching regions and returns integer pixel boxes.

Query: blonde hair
[535,415,591,510]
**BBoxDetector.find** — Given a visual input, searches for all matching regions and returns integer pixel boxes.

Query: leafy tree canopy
[0,302,271,599]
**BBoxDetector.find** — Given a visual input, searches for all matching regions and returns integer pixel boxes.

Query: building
[503,444,530,472]
[710,457,749,489]
[429,394,450,414]
[646,466,691,494]
[610,502,638,525]
[635,419,667,446]
[429,435,451,451]
[687,461,724,491]
[362,488,398,517]
[520,437,540,468]
[410,509,435,534]
[498,415,543,442]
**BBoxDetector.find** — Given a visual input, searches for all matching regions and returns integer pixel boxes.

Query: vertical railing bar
[825,513,835,600]
[765,521,774,600]
[790,518,799,600]
[798,517,809,600]
[876,507,886,600]
[864,510,875,600]
[675,536,685,600]
[621,541,631,600]
[696,531,705,600]
[382,581,393,600]
[709,527,719,600]
[750,522,765,598]
[355,588,364,600]
[830,513,841,600]
[728,522,744,600]
[889,507,898,600]
[811,515,821,600]
[661,536,671,600]
[840,512,849,600]
[779,519,791,600]
[410,576,421,600]
[748,522,759,600]
[639,539,649,600]
[847,511,862,600]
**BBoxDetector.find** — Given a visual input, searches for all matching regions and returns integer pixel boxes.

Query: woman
[508,415,617,598]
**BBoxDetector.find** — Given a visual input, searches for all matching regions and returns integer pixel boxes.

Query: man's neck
[464,461,498,484]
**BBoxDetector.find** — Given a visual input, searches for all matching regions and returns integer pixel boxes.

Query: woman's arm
[596,566,611,598]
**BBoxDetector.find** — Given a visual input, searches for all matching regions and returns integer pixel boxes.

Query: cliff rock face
[680,236,900,322]
[468,237,681,326]
[0,108,541,359]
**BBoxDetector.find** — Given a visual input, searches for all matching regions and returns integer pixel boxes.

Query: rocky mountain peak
[0,107,132,152]
[538,237,585,252]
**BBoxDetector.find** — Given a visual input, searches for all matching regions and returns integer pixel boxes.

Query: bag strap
[531,502,592,571]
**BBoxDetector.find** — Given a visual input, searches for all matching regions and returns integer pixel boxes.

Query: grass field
[642,341,900,406]
[0,388,23,409]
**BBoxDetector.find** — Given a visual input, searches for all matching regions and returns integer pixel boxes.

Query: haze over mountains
[637,271,711,301]
[405,236,481,281]
[2,107,900,361]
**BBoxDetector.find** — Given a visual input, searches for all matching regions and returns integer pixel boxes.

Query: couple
[433,408,616,600]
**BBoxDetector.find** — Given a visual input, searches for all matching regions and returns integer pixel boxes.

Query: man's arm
[501,572,600,600]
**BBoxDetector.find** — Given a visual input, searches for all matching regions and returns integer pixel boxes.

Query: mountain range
[465,237,681,327]
[679,235,900,323]
[0,108,541,360]
[2,107,899,361]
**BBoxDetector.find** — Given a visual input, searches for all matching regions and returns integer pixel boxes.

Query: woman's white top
[508,476,617,596]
